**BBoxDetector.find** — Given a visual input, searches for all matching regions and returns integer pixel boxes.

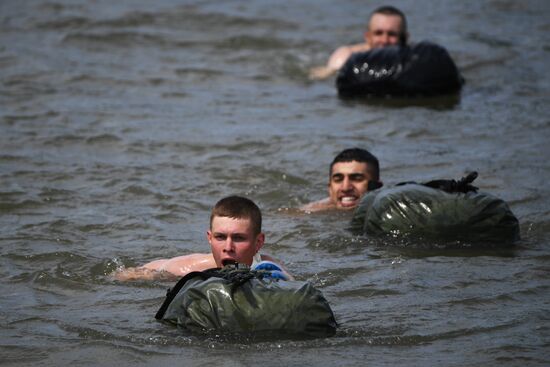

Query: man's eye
[214,235,226,241]
[350,175,366,182]
[232,236,247,242]
[332,175,343,182]
[373,30,399,37]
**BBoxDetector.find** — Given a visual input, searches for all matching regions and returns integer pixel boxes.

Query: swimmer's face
[207,216,264,267]
[328,161,374,209]
[365,13,406,48]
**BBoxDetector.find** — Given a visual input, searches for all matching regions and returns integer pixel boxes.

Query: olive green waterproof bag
[155,267,337,338]
[351,181,519,243]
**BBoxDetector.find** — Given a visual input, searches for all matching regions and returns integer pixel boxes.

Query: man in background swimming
[309,5,409,80]
[115,195,291,280]
[301,148,382,212]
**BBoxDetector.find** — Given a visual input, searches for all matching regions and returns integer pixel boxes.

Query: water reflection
[338,92,462,110]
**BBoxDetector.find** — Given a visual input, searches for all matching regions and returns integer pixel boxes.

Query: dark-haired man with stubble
[301,148,382,212]
[309,5,409,80]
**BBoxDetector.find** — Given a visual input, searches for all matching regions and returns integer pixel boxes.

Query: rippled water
[1,0,549,365]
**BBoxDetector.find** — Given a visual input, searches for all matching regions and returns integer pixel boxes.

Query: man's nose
[342,177,352,190]
[223,237,234,251]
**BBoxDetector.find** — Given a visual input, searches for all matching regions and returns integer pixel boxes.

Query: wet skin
[207,216,265,267]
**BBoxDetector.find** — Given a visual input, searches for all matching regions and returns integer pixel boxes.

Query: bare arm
[299,197,336,213]
[309,47,350,80]
[113,266,178,281]
[114,253,295,281]
[309,43,371,80]
[114,253,217,281]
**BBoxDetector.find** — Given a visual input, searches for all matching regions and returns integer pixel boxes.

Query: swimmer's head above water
[208,196,265,268]
[308,5,409,80]
[364,5,409,49]
[115,195,291,281]
[301,148,382,212]
[328,148,382,209]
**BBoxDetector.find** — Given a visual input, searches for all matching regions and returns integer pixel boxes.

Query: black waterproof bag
[337,41,464,97]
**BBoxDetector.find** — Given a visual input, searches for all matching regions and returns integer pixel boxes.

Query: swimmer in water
[309,5,409,80]
[301,148,382,212]
[115,196,292,281]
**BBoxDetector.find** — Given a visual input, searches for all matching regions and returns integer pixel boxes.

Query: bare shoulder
[156,253,216,275]
[300,197,335,213]
[329,43,370,66]
[259,254,278,263]
[310,42,372,81]
[327,46,354,69]
[157,253,213,266]
[347,43,371,54]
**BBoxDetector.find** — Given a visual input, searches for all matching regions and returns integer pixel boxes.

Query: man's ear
[364,30,371,45]
[367,181,383,191]
[255,232,265,253]
[401,32,409,46]
[206,230,213,245]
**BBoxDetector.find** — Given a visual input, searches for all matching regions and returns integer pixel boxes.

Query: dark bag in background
[350,173,519,244]
[337,41,464,97]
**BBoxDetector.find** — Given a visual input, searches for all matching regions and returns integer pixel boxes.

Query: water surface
[1,0,549,365]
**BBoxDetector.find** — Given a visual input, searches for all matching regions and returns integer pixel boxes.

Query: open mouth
[221,259,237,266]
[339,196,358,207]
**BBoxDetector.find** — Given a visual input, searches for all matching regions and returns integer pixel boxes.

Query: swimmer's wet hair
[210,196,262,235]
[330,148,380,181]
[369,5,408,43]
